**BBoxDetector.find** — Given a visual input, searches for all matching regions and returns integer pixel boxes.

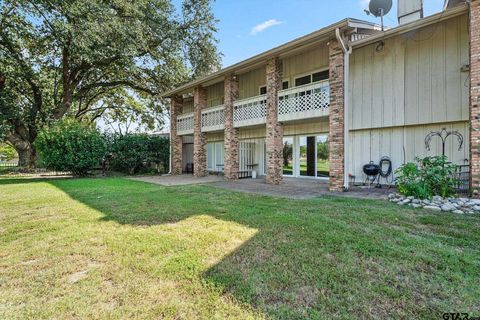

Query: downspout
[336,28,352,190]
[168,101,172,174]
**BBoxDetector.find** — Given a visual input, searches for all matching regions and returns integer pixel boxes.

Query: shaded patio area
[132,174,392,200]
[211,177,392,200]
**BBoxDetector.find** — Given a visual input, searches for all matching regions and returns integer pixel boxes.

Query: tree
[0,0,220,166]
[36,119,106,176]
[0,143,17,162]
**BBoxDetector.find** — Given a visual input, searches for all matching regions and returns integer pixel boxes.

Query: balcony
[176,81,329,135]
[201,105,224,132]
[233,95,267,128]
[177,113,194,135]
[278,80,329,122]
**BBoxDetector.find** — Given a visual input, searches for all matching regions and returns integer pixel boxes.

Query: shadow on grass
[41,177,480,319]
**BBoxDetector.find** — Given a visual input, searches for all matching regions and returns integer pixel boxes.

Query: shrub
[395,156,458,199]
[0,143,17,162]
[36,119,106,176]
[109,134,150,175]
[147,136,170,173]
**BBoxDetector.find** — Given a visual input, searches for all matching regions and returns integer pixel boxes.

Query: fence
[454,165,470,195]
[0,163,70,177]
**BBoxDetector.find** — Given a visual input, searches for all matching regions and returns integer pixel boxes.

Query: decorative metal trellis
[424,128,463,157]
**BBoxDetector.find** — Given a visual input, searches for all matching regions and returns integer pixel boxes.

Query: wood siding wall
[348,14,470,179]
[206,81,225,108]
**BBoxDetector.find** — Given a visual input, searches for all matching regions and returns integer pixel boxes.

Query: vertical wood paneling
[348,122,469,180]
[239,67,266,99]
[282,45,329,84]
[206,82,225,108]
[349,14,468,131]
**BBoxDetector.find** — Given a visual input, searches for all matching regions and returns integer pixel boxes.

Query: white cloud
[250,19,283,35]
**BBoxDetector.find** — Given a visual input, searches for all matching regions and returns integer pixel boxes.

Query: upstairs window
[259,86,267,95]
[295,75,311,87]
[312,70,329,82]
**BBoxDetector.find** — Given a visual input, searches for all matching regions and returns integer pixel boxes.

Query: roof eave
[161,18,380,98]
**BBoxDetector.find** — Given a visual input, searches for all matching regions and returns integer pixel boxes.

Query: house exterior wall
[347,14,470,180]
[207,81,225,108]
[282,45,329,86]
[238,67,266,100]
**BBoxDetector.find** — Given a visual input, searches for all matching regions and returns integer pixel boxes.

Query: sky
[202,0,446,67]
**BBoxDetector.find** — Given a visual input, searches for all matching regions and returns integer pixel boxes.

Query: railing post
[193,86,207,177]
[224,74,240,179]
[265,57,283,185]
[171,95,183,175]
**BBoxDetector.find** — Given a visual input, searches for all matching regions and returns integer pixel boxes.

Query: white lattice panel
[177,113,194,135]
[278,81,329,122]
[233,95,267,127]
[201,106,225,132]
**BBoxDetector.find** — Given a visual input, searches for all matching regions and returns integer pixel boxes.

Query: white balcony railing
[233,95,267,127]
[202,105,224,132]
[278,80,329,122]
[177,112,194,135]
[175,81,329,135]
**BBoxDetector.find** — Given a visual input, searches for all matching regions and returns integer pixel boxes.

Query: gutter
[335,28,352,191]
[351,4,468,49]
[168,104,172,175]
[162,18,380,98]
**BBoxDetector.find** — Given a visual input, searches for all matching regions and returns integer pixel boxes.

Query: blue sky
[202,0,445,67]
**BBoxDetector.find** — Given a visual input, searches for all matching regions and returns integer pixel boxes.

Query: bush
[395,156,458,199]
[0,143,17,162]
[108,134,170,175]
[109,134,150,175]
[36,119,106,176]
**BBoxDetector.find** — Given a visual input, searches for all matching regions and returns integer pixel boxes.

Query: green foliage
[109,134,170,175]
[395,156,458,199]
[35,119,106,176]
[0,143,17,162]
[148,136,170,173]
[1,0,220,165]
[317,140,329,160]
[283,141,292,166]
[110,134,150,175]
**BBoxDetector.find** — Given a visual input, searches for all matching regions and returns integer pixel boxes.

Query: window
[295,75,311,87]
[259,86,267,95]
[282,81,289,90]
[207,142,224,171]
[312,70,329,82]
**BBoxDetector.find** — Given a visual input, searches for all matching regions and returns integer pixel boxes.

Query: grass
[0,177,479,319]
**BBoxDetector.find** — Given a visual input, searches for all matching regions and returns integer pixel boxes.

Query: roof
[162,3,469,98]
[161,18,380,98]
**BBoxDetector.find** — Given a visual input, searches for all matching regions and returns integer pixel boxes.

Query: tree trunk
[7,135,36,167]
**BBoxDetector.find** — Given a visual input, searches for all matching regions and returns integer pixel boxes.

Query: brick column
[193,86,207,177]
[265,57,283,185]
[224,74,240,180]
[170,95,183,175]
[328,40,345,192]
[470,0,480,197]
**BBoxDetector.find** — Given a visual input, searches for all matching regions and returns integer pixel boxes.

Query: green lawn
[1,178,479,319]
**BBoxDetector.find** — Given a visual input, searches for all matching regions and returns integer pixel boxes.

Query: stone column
[170,95,183,175]
[265,57,283,185]
[470,0,480,197]
[328,40,345,192]
[193,86,207,177]
[224,74,240,180]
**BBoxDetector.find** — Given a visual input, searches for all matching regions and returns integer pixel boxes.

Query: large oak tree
[0,0,220,166]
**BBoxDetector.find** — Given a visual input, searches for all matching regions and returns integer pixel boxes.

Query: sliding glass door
[281,134,329,178]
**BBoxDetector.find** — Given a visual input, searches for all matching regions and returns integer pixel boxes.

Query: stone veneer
[193,86,207,177]
[170,95,183,175]
[265,57,284,185]
[224,74,240,180]
[471,0,480,197]
[328,40,345,192]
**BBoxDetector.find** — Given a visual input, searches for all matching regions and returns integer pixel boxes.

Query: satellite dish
[369,0,392,17]
[367,0,392,31]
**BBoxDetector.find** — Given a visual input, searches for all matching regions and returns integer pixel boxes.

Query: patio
[132,175,392,200]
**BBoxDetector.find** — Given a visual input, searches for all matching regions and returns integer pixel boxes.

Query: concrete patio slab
[130,174,224,186]
[131,174,392,200]
[211,177,392,200]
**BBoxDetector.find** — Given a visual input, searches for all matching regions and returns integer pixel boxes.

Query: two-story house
[163,0,480,195]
